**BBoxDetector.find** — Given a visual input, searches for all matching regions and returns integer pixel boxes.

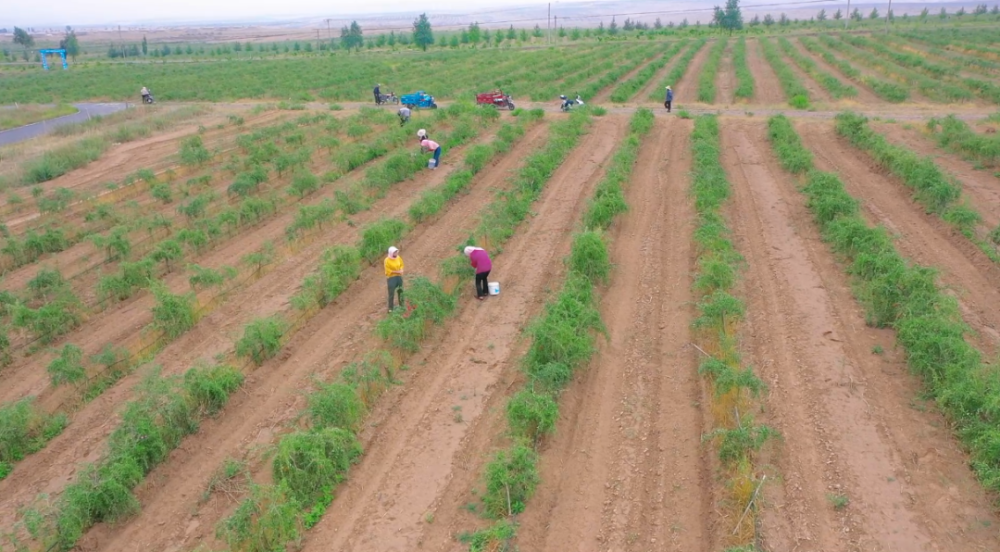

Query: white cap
[417,129,426,138]
[388,246,399,256]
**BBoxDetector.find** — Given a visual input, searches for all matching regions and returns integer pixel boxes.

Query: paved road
[0,103,130,147]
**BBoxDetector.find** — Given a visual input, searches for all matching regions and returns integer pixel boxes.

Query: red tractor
[476,89,515,110]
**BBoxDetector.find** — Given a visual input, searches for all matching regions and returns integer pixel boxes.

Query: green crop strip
[927,114,1000,169]
[798,36,908,103]
[759,37,810,108]
[777,37,857,99]
[697,37,729,103]
[834,112,999,262]
[609,40,688,103]
[458,109,653,551]
[733,37,754,100]
[766,113,1000,503]
[689,115,773,547]
[577,45,663,102]
[649,38,708,100]
[0,398,67,481]
[214,111,591,552]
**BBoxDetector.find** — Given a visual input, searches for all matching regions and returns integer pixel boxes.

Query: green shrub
[523,272,602,371]
[506,390,558,442]
[358,218,408,264]
[11,297,82,345]
[460,520,517,552]
[0,398,67,466]
[217,484,302,552]
[482,443,539,517]
[183,364,244,415]
[47,343,86,386]
[567,230,611,284]
[97,259,155,303]
[375,277,456,352]
[759,37,810,108]
[180,135,211,166]
[151,285,197,339]
[272,428,361,505]
[235,316,287,366]
[22,137,107,185]
[307,382,364,430]
[291,246,362,311]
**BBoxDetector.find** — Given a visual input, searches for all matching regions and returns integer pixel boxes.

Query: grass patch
[733,37,754,100]
[0,398,68,477]
[697,37,729,104]
[759,37,810,109]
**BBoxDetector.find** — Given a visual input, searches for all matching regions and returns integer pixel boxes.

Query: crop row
[689,114,772,547]
[776,36,856,99]
[766,113,1000,505]
[834,112,998,261]
[829,34,975,103]
[575,44,663,102]
[696,37,728,103]
[650,38,708,100]
[732,37,754,100]
[217,109,589,552]
[460,108,653,551]
[886,32,1000,76]
[528,43,638,101]
[798,36,908,103]
[2,105,507,552]
[927,114,1000,168]
[759,37,810,108]
[608,40,689,103]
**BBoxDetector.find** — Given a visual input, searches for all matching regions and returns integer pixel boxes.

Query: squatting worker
[140,86,150,102]
[665,85,674,113]
[464,246,492,300]
[385,246,404,313]
[398,106,411,126]
[374,83,381,105]
[421,137,442,169]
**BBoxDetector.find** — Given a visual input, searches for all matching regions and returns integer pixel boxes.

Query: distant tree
[244,41,252,52]
[715,0,743,33]
[939,7,948,19]
[468,22,481,46]
[460,29,470,44]
[654,17,663,29]
[974,4,988,14]
[817,8,827,21]
[161,44,171,56]
[293,41,300,51]
[174,46,182,55]
[483,28,492,46]
[992,5,999,15]
[304,41,312,52]
[376,34,387,47]
[749,14,760,26]
[398,32,410,45]
[623,18,635,31]
[834,9,843,20]
[608,17,619,35]
[956,6,966,16]
[141,35,148,55]
[558,26,566,38]
[888,9,895,20]
[679,18,690,28]
[128,44,140,57]
[234,41,242,52]
[340,21,363,52]
[186,44,194,55]
[413,13,434,51]
[437,34,447,47]
[520,28,529,41]
[779,12,790,25]
[506,25,516,40]
[387,30,397,48]
[570,27,582,40]
[919,7,929,19]
[449,34,459,48]
[869,7,879,19]
[533,24,543,37]
[596,21,606,35]
[852,8,862,20]
[13,27,34,55]
[59,28,80,60]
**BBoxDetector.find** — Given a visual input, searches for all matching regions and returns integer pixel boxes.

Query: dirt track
[746,38,785,106]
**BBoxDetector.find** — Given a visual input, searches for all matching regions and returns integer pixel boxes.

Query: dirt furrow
[797,120,1000,354]
[636,43,688,103]
[779,46,832,104]
[674,40,713,107]
[514,115,712,552]
[593,53,662,104]
[793,38,882,105]
[297,116,627,552]
[745,38,785,106]
[0,128,509,532]
[871,121,1000,228]
[79,122,555,552]
[726,118,1000,552]
[717,44,736,105]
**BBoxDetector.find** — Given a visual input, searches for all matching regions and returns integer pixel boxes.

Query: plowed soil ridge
[593,52,662,104]
[298,116,626,552]
[636,42,688,103]
[745,38,785,105]
[80,122,555,552]
[792,38,882,105]
[723,118,1000,552]
[798,120,1000,354]
[717,44,736,105]
[515,116,714,552]
[0,128,505,536]
[674,40,713,106]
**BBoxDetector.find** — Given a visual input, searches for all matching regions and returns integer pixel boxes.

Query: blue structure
[39,49,68,70]
[400,91,438,109]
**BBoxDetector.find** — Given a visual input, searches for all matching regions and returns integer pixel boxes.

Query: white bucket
[428,159,437,169]
[488,282,500,296]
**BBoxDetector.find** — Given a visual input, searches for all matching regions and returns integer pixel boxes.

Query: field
[2,17,1000,552]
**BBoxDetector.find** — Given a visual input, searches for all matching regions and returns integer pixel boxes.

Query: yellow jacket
[384,256,404,278]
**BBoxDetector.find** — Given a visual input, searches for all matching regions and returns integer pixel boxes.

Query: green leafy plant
[47,343,86,386]
[235,316,287,366]
[151,284,197,339]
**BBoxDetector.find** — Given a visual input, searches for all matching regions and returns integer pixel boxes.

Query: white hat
[417,129,427,138]
[388,246,399,257]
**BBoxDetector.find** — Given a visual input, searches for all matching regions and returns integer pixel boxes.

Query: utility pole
[325,18,332,39]
[118,25,126,59]
[316,29,321,51]
[884,0,892,33]
[554,15,558,40]
[547,3,551,45]
[845,0,851,28]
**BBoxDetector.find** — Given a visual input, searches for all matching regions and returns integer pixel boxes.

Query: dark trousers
[475,271,490,298]
[387,276,403,310]
[433,147,441,164]
[374,91,381,105]
[665,100,672,112]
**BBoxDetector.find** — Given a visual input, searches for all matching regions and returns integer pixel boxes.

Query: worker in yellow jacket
[385,246,404,313]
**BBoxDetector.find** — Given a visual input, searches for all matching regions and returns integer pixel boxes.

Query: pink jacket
[469,249,492,274]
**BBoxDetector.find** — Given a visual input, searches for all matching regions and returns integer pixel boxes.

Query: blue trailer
[400,91,438,109]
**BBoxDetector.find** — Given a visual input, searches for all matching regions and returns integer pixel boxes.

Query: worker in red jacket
[464,246,492,300]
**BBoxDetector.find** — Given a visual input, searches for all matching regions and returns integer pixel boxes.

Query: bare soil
[716,43,736,105]
[722,117,1000,552]
[791,37,883,105]
[673,40,712,107]
[745,38,785,106]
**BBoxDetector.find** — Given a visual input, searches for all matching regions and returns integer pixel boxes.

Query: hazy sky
[7,0,584,27]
